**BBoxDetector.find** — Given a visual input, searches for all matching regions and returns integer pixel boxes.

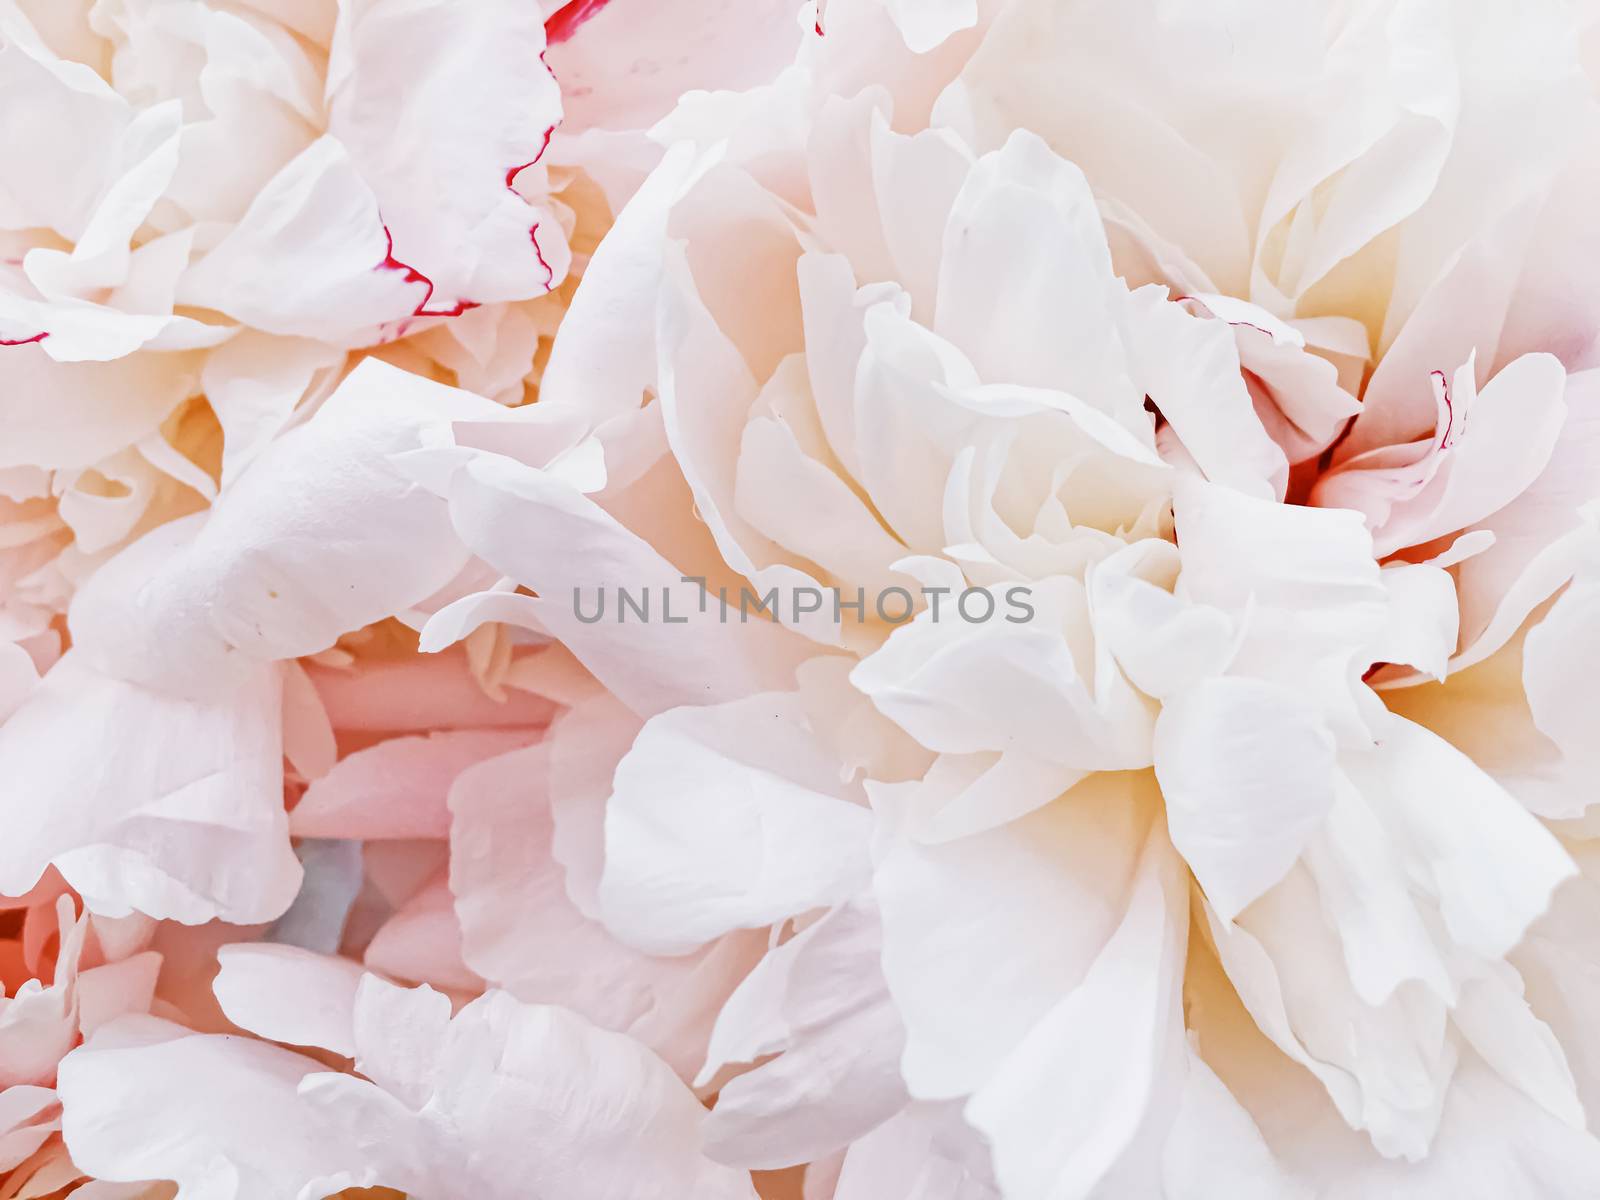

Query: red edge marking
[377,225,481,319]
[545,0,614,45]
[1176,294,1280,341]
[1430,368,1456,448]
[530,223,555,290]
[377,114,561,317]
[512,122,560,294]
[0,332,47,347]
[505,123,557,190]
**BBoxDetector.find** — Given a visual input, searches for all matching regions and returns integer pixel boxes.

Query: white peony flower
[404,1,1600,1194]
[7,1,1600,1198]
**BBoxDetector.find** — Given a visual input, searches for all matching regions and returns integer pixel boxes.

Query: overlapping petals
[6,1,1600,1198]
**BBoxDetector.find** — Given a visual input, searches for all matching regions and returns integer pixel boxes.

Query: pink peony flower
[1,887,162,1197]
[57,946,756,1198]
[5,0,1600,1198]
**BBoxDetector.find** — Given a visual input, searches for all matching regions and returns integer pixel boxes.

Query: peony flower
[399,0,1600,1194]
[56,945,755,1198]
[0,0,558,673]
[0,0,800,661]
[0,0,803,913]
[1,887,162,1197]
[5,0,1600,1198]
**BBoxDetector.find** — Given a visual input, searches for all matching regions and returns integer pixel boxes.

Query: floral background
[5,0,1600,1197]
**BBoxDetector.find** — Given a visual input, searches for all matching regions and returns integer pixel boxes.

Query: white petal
[832,1102,998,1200]
[0,343,197,472]
[326,0,568,310]
[701,896,907,1169]
[200,332,342,486]
[1522,575,1600,767]
[851,576,1153,774]
[1155,676,1338,922]
[57,1017,355,1200]
[1122,285,1288,500]
[874,771,1158,1098]
[1347,715,1575,961]
[1172,474,1387,739]
[213,944,365,1057]
[301,979,758,1199]
[599,693,870,955]
[427,448,810,718]
[190,358,500,662]
[934,130,1132,403]
[0,652,298,924]
[965,824,1188,1199]
[1372,562,1460,682]
[178,137,421,342]
[450,741,758,1077]
[882,0,978,53]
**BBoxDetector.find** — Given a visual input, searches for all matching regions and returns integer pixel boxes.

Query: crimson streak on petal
[377,225,481,320]
[544,0,614,45]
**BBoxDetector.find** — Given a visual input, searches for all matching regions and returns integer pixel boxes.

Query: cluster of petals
[6,0,1600,1198]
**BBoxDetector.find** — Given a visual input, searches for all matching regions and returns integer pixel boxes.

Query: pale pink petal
[850,577,1152,777]
[300,977,759,1199]
[75,953,162,1038]
[1171,474,1390,740]
[306,652,558,735]
[0,898,84,1084]
[538,143,711,426]
[449,742,759,1077]
[933,130,1131,406]
[0,639,38,724]
[547,0,800,134]
[0,1085,58,1174]
[290,728,538,841]
[362,874,483,994]
[1317,353,1568,557]
[280,659,336,783]
[1181,294,1361,465]
[831,1102,998,1200]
